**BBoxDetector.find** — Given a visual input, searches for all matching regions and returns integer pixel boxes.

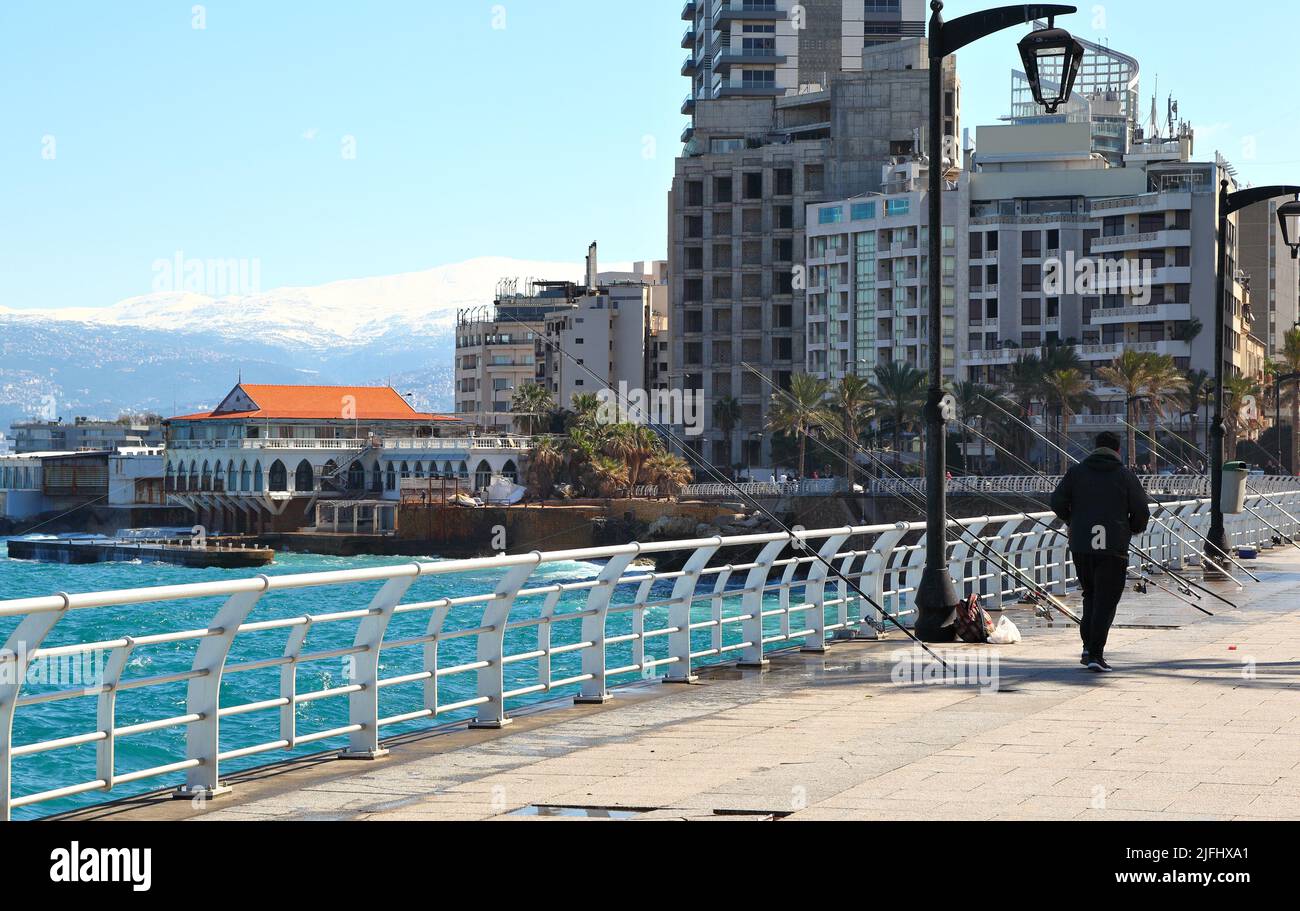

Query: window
[1022,231,1042,257]
[970,232,983,258]
[774,168,793,195]
[818,206,844,225]
[851,202,876,220]
[743,172,763,199]
[1022,298,1042,325]
[741,69,775,87]
[1022,264,1042,292]
[886,198,910,217]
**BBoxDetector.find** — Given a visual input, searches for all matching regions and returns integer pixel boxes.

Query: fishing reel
[1133,580,1149,595]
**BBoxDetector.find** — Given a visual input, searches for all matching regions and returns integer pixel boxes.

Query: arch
[502,459,519,483]
[227,460,237,492]
[400,461,410,480]
[386,463,397,491]
[213,461,225,492]
[294,460,314,493]
[268,460,288,493]
[254,461,265,493]
[189,461,200,491]
[164,462,176,492]
[201,460,212,491]
[474,460,493,491]
[348,460,366,490]
[240,460,252,492]
[414,461,425,480]
[458,461,469,479]
[371,463,382,492]
[442,461,454,477]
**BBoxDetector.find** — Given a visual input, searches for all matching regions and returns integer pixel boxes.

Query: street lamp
[1206,182,1300,574]
[1279,198,1300,259]
[916,2,1083,642]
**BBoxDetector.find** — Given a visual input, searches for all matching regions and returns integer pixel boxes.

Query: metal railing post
[859,527,907,637]
[95,637,137,793]
[470,560,538,729]
[280,617,314,749]
[342,573,418,759]
[175,583,268,801]
[576,550,639,704]
[665,541,721,684]
[800,532,852,653]
[1,602,69,822]
[740,538,790,668]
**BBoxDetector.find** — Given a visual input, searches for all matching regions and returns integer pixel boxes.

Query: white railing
[383,437,534,452]
[169,439,372,451]
[3,491,1298,820]
[168,437,534,453]
[870,476,1299,497]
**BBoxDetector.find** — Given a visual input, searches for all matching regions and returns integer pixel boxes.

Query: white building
[164,383,531,533]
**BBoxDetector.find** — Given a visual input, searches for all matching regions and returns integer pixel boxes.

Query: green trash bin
[1221,461,1249,515]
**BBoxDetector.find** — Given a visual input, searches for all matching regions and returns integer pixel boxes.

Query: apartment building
[1240,198,1300,357]
[805,157,965,383]
[9,417,165,454]
[671,20,956,467]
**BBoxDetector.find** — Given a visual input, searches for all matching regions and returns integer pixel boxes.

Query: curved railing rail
[868,476,1299,497]
[2,491,1297,820]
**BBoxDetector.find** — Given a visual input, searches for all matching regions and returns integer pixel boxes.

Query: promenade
[62,551,1300,823]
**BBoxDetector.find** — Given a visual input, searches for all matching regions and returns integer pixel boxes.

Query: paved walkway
[66,551,1300,822]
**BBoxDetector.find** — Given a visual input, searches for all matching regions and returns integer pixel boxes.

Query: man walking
[1050,432,1151,672]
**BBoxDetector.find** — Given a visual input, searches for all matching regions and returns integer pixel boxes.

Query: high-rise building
[1240,199,1300,358]
[671,4,954,467]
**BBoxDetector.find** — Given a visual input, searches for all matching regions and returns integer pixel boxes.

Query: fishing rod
[993,402,1256,584]
[737,362,1082,625]
[952,416,1223,614]
[967,404,1235,611]
[980,395,1249,587]
[1118,417,1300,554]
[489,311,950,666]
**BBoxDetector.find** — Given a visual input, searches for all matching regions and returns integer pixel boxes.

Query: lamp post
[1273,371,1300,474]
[915,1,1084,641]
[1206,186,1300,573]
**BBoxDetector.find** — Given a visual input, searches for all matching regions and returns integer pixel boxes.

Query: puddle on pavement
[509,805,649,819]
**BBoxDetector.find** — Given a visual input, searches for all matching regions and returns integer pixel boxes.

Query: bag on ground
[955,594,995,643]
[988,616,1022,645]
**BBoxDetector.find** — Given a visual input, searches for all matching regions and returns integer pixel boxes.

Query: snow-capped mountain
[1,256,606,350]
[0,256,634,424]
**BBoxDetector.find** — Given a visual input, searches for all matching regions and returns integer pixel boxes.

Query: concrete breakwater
[7,537,275,569]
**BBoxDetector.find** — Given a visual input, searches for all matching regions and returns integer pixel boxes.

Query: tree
[510,384,555,436]
[713,396,742,475]
[1181,369,1212,455]
[1279,327,1300,474]
[644,452,694,501]
[581,455,629,499]
[948,380,996,473]
[1139,355,1188,473]
[1006,355,1046,468]
[1043,369,1096,474]
[869,362,926,472]
[524,435,564,498]
[829,375,874,471]
[1097,349,1153,468]
[1223,374,1264,461]
[766,373,832,478]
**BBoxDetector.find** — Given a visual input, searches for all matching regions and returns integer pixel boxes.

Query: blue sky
[2,0,1298,312]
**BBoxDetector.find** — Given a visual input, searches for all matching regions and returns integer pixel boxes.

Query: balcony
[681,94,696,115]
[715,4,786,23]
[1091,229,1192,253]
[1090,303,1193,325]
[681,1,697,21]
[1094,265,1192,293]
[1090,191,1193,217]
[713,49,786,72]
[681,28,695,49]
[681,55,697,76]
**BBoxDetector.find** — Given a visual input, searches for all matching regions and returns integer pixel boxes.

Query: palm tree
[568,393,602,430]
[1043,369,1096,474]
[829,375,874,470]
[1139,355,1188,473]
[581,455,629,499]
[1223,374,1264,461]
[524,435,564,499]
[510,383,554,435]
[869,362,926,472]
[644,452,694,501]
[1006,355,1045,466]
[1180,369,1212,455]
[627,424,663,489]
[1098,349,1153,468]
[766,373,832,478]
[949,380,995,473]
[1278,327,1300,474]
[712,396,742,475]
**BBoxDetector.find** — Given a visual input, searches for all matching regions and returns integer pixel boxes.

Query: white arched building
[165,383,530,533]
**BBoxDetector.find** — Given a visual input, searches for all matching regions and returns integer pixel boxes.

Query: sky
[2,0,1298,312]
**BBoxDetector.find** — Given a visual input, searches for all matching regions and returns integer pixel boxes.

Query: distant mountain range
[0,257,611,428]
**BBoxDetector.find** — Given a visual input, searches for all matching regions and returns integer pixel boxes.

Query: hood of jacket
[1082,447,1124,472]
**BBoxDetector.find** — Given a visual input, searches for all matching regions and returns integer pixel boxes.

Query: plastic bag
[988,616,1022,645]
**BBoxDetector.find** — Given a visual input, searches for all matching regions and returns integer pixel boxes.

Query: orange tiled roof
[169,384,459,422]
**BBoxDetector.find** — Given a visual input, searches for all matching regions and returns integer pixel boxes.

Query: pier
[4,490,1298,822]
[6,536,275,569]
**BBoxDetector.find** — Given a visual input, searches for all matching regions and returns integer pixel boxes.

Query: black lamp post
[915,1,1083,642]
[1274,371,1300,474]
[1206,184,1300,573]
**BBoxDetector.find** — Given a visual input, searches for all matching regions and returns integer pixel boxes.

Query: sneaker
[1080,650,1090,667]
[1095,658,1113,672]
[1087,660,1105,673]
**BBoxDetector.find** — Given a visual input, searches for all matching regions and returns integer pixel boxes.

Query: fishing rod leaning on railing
[1117,417,1300,557]
[979,395,1249,601]
[737,362,1082,624]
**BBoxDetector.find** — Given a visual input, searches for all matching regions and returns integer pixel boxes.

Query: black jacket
[1050,448,1151,558]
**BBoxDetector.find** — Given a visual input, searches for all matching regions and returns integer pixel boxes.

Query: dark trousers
[1072,552,1129,660]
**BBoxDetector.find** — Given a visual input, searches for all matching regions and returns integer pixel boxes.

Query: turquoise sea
[1,538,812,820]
